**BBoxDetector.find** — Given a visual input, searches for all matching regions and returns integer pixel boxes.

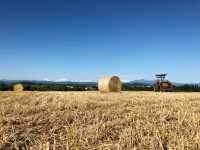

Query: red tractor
[154,74,174,92]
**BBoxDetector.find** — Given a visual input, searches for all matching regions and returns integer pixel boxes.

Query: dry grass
[1,91,200,149]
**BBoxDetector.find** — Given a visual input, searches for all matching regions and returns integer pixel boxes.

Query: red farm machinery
[154,74,174,92]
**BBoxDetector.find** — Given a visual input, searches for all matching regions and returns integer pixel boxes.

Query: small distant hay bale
[13,84,24,92]
[98,76,122,92]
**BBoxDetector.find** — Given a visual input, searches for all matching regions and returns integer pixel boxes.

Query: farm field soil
[1,91,200,149]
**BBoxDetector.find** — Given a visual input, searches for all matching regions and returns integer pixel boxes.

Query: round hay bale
[13,84,24,92]
[98,76,122,92]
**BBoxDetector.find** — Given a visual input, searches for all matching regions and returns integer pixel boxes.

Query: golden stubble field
[1,91,200,150]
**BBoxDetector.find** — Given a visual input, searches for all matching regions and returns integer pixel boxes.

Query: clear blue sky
[0,0,199,82]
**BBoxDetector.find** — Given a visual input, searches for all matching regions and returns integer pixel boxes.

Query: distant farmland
[1,91,200,149]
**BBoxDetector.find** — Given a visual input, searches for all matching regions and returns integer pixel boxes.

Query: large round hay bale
[13,84,24,92]
[98,76,122,92]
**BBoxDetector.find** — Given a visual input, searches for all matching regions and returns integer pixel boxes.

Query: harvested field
[1,91,200,149]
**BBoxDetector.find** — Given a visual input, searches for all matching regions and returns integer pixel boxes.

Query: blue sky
[0,0,199,82]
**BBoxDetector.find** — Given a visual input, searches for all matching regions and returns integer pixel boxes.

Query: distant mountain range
[129,79,155,85]
[0,79,97,85]
[0,79,199,87]
[129,79,190,86]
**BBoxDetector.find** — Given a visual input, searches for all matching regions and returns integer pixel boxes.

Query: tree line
[0,82,200,92]
[0,82,97,91]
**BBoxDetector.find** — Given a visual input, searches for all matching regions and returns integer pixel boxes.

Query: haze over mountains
[0,79,197,86]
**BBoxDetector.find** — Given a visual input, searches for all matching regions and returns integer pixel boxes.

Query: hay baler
[154,74,174,92]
